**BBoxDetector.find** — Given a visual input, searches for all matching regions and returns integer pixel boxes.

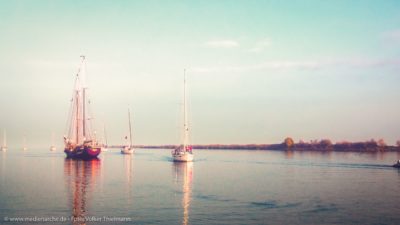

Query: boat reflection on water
[173,162,193,225]
[123,155,134,203]
[64,159,101,225]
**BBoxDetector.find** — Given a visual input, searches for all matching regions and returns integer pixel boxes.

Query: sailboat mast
[75,90,79,144]
[103,123,108,146]
[183,69,188,149]
[23,135,26,147]
[74,55,86,145]
[128,108,133,147]
[81,56,86,140]
[82,88,86,138]
[3,130,6,147]
[51,132,55,146]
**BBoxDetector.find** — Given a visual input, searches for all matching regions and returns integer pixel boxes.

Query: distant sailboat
[50,132,56,151]
[101,123,108,152]
[121,108,134,154]
[393,160,400,168]
[172,69,194,162]
[22,135,28,151]
[63,56,101,160]
[1,130,7,152]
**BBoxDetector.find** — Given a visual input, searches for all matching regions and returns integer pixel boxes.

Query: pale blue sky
[0,0,400,147]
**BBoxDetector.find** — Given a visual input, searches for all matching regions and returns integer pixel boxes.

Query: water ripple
[250,200,302,209]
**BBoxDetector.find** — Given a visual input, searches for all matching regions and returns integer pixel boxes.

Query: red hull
[64,145,101,160]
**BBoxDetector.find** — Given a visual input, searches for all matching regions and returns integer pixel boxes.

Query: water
[1,149,399,225]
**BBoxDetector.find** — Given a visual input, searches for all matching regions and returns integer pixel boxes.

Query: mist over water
[0,149,399,225]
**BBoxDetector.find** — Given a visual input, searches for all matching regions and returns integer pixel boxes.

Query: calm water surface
[0,149,399,224]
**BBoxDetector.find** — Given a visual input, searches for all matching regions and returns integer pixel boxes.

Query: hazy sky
[1,0,400,147]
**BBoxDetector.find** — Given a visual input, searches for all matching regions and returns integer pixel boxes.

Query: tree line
[130,137,400,152]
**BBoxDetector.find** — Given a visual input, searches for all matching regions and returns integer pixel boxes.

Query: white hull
[121,147,134,154]
[101,147,108,152]
[22,147,27,151]
[172,152,194,162]
[1,146,6,152]
[50,146,56,151]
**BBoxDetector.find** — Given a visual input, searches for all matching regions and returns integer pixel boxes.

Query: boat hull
[121,146,134,154]
[1,147,6,152]
[64,146,101,160]
[393,163,400,168]
[172,152,194,162]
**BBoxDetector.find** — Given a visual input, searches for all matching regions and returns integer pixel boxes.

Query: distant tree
[284,137,294,149]
[397,140,400,147]
[365,139,378,148]
[320,139,333,148]
[377,139,386,147]
[297,139,307,148]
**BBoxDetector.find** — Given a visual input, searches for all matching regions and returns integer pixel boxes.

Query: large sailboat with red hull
[64,56,101,160]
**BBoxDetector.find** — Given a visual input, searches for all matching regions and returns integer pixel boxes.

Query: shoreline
[107,144,400,152]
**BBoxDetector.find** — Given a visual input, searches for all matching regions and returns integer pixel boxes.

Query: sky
[0,0,400,147]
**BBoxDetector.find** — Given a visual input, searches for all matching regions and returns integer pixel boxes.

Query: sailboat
[121,108,134,154]
[50,132,56,151]
[172,69,194,162]
[22,135,28,151]
[63,56,101,160]
[1,130,7,151]
[393,160,400,168]
[101,124,108,152]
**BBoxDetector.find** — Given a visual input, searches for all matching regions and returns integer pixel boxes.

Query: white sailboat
[101,123,108,152]
[22,135,28,151]
[50,132,56,151]
[121,108,134,154]
[1,130,7,151]
[172,69,194,162]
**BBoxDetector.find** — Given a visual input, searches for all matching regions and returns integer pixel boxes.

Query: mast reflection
[64,159,101,225]
[173,162,193,225]
[123,155,134,204]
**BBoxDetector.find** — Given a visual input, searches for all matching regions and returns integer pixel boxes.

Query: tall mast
[81,56,86,140]
[128,108,133,147]
[183,69,188,149]
[82,88,86,138]
[51,132,55,146]
[75,90,79,144]
[74,55,86,144]
[103,123,108,146]
[23,135,26,147]
[3,129,6,147]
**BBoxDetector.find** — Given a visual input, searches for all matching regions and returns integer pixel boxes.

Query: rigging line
[64,75,79,138]
[64,97,74,138]
[75,55,85,79]
[87,97,95,141]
